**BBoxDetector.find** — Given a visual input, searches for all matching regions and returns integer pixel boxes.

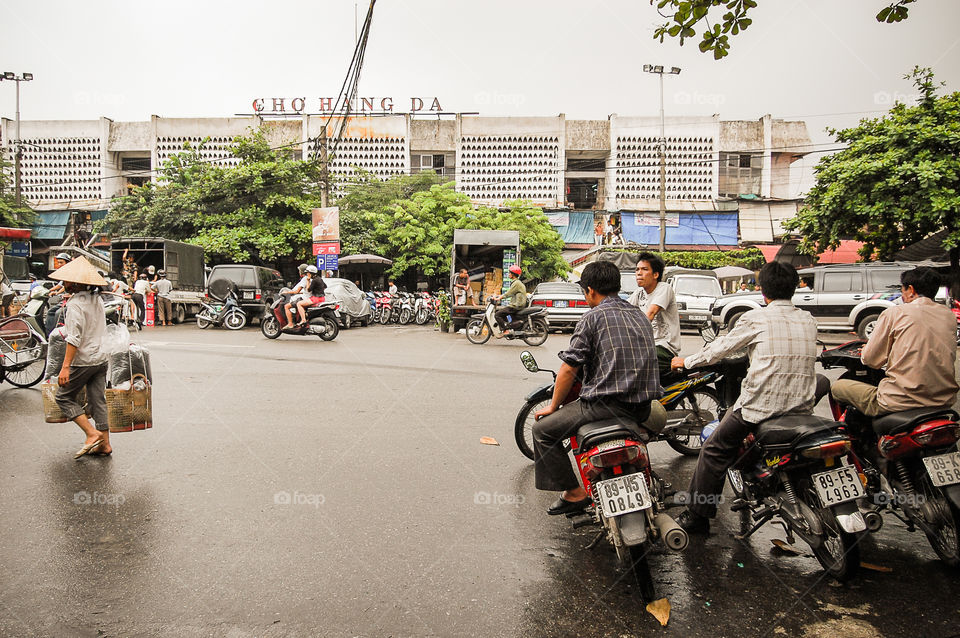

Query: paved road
[1,324,958,637]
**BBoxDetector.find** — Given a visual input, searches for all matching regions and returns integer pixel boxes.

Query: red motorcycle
[260,294,340,341]
[519,351,688,602]
[820,339,960,566]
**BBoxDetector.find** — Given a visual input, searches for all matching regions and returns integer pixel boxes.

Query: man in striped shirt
[670,261,818,534]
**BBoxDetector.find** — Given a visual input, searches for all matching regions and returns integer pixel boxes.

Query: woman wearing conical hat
[48,257,113,459]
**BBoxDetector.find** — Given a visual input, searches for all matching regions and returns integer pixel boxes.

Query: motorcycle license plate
[812,466,865,506]
[923,452,960,487]
[595,474,652,517]
[553,300,568,308]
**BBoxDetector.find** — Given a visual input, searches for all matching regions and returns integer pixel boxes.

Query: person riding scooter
[294,272,327,327]
[492,264,527,338]
[285,265,317,327]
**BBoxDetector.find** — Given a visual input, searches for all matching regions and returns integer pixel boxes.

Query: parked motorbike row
[517,339,960,600]
[368,290,444,326]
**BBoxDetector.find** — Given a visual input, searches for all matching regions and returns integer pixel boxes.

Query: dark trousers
[131,293,145,325]
[533,399,651,491]
[494,307,520,331]
[687,408,755,518]
[55,362,108,430]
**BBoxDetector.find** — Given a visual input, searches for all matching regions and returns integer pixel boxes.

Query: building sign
[634,213,680,227]
[252,97,444,115]
[313,242,340,256]
[312,207,340,243]
[4,241,31,257]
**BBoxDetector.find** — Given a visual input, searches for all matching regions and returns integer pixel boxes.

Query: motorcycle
[466,299,548,346]
[698,356,870,582]
[951,299,960,345]
[515,363,722,459]
[260,293,340,341]
[519,351,688,602]
[820,339,960,566]
[196,287,247,330]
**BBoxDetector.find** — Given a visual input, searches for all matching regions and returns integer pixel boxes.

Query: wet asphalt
[1,323,959,637]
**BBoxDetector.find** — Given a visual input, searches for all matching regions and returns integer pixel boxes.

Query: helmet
[55,252,72,262]
[297,264,309,274]
[305,265,318,274]
[147,265,156,274]
[508,265,522,276]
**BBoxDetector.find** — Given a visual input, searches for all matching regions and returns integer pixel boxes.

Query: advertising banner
[634,212,680,227]
[313,242,340,256]
[312,207,340,242]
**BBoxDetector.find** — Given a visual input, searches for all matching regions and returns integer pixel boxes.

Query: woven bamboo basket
[40,382,88,423]
[106,373,152,432]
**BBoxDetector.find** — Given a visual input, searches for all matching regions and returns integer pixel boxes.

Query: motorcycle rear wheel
[224,310,247,331]
[626,543,657,602]
[196,313,213,329]
[465,318,490,344]
[415,308,429,325]
[317,316,339,341]
[522,319,549,346]
[261,316,281,339]
[399,308,413,325]
[803,492,860,582]
[515,397,550,460]
[920,481,960,566]
[665,388,720,456]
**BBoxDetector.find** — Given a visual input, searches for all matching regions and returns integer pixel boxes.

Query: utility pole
[1,72,34,210]
[319,126,329,208]
[643,65,680,252]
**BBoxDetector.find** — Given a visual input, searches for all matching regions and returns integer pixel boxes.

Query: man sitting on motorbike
[284,265,315,326]
[628,251,681,379]
[831,266,958,418]
[294,271,327,327]
[532,261,663,516]
[492,264,528,338]
[670,261,818,534]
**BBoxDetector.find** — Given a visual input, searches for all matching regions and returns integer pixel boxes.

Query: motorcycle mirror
[520,350,539,373]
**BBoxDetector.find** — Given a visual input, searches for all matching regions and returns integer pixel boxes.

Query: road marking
[139,341,255,349]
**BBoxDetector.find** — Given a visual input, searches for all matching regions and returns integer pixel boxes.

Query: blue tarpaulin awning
[31,211,70,240]
[551,211,595,244]
[621,211,739,248]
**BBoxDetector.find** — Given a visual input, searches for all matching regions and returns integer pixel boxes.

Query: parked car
[663,267,723,328]
[529,281,589,331]
[709,262,930,339]
[206,265,285,319]
[322,278,372,327]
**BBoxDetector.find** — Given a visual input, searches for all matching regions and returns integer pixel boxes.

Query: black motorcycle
[196,286,247,330]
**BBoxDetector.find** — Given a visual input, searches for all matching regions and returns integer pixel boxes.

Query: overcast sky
[2,0,959,193]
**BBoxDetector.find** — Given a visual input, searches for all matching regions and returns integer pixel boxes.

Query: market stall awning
[816,240,864,264]
[31,211,70,240]
[338,254,392,266]
[756,245,781,263]
[0,227,31,240]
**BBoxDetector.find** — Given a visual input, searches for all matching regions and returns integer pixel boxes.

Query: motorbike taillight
[911,421,960,448]
[588,441,646,469]
[799,439,851,460]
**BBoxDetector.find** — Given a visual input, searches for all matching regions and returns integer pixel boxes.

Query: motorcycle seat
[755,415,842,452]
[872,406,959,437]
[575,419,647,452]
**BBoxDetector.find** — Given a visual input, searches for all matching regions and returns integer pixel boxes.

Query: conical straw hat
[49,256,108,287]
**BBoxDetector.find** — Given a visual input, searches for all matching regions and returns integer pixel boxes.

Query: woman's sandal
[74,439,102,459]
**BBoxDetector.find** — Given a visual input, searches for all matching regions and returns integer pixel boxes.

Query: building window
[121,156,152,193]
[718,152,761,198]
[411,153,454,178]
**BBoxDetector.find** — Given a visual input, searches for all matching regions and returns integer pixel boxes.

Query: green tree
[0,154,36,229]
[784,67,960,294]
[365,183,568,282]
[652,0,915,59]
[100,132,324,268]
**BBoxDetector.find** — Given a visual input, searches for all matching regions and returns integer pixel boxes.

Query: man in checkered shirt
[532,261,662,516]
[670,261,819,534]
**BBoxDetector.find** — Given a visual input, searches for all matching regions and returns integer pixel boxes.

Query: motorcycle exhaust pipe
[863,509,883,533]
[654,513,689,551]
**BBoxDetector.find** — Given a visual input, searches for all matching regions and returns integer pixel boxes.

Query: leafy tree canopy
[652,0,915,59]
[362,183,569,282]
[0,154,36,230]
[784,67,959,261]
[99,131,323,267]
[602,246,765,270]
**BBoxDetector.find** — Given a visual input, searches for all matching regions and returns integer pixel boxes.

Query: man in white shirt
[670,261,818,534]
[153,270,175,326]
[628,252,681,378]
[132,274,152,328]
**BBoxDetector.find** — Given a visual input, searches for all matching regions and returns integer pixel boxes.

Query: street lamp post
[1,72,34,209]
[642,65,680,252]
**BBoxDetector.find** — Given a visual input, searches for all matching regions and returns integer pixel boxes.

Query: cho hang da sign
[252,96,444,115]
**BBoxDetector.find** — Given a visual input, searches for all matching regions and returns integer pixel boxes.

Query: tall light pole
[643,65,680,252]
[1,71,34,210]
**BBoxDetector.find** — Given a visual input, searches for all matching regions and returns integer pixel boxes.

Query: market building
[1,112,812,262]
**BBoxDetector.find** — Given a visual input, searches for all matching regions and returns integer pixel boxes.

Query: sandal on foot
[74,439,102,459]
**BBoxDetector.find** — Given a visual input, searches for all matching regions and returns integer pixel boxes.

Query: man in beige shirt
[832,267,959,416]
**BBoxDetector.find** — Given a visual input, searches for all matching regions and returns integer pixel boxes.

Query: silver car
[322,278,372,327]
[529,281,589,331]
